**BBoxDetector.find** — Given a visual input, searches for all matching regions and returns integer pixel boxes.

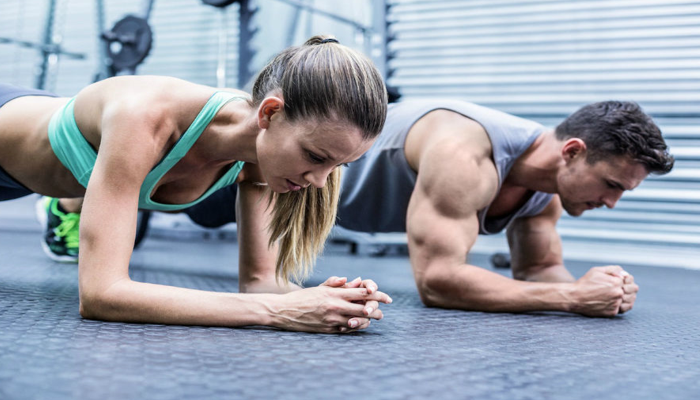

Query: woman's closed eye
[307,151,325,164]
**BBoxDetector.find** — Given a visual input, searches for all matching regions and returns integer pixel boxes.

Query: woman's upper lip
[289,179,304,187]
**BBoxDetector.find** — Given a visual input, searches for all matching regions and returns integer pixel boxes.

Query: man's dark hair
[555,101,674,174]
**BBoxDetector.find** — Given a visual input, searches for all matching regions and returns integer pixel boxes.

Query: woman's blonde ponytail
[267,168,341,283]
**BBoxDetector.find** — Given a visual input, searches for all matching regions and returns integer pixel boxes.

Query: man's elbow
[416,272,449,308]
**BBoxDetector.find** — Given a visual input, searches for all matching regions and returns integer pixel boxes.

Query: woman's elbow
[78,280,125,320]
[78,290,109,320]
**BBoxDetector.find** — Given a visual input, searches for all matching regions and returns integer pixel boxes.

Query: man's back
[337,99,551,234]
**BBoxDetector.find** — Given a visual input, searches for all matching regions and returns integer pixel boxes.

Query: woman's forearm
[79,276,392,333]
[80,278,277,327]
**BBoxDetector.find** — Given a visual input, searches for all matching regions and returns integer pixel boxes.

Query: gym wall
[0,0,371,95]
[2,0,700,263]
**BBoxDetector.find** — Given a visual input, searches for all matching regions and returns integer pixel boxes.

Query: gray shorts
[0,84,58,201]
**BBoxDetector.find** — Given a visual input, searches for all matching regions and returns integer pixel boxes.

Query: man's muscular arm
[507,196,638,313]
[407,139,630,317]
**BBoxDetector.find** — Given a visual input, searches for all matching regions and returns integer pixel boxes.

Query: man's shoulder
[411,109,495,172]
[413,134,499,217]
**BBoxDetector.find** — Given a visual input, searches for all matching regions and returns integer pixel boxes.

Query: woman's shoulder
[91,76,209,101]
[86,77,217,120]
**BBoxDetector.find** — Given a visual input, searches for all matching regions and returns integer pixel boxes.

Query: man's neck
[504,130,562,194]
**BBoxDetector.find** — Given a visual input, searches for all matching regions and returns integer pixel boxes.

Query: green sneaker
[36,197,80,263]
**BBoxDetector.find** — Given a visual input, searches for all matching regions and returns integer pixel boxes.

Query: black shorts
[0,84,58,201]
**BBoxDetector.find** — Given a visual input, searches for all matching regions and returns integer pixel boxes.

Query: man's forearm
[418,263,577,313]
[514,263,576,283]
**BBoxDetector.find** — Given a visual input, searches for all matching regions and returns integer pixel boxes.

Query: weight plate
[104,15,153,70]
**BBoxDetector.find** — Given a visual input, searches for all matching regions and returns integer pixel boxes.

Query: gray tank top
[338,100,554,235]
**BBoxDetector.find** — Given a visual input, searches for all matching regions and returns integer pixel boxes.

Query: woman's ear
[257,96,284,129]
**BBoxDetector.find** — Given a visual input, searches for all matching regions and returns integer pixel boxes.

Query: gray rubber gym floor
[1,196,699,400]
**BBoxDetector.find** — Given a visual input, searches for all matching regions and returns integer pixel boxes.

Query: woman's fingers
[321,276,347,287]
[360,279,378,294]
[338,317,372,333]
[362,300,380,317]
[336,287,393,304]
[346,317,369,329]
[333,300,384,320]
[343,277,362,288]
[367,308,383,320]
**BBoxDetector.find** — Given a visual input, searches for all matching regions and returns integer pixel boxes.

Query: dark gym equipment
[101,15,153,74]
[490,252,511,269]
[95,0,155,79]
[202,0,240,7]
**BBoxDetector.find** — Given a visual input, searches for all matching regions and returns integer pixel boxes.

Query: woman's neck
[205,100,261,165]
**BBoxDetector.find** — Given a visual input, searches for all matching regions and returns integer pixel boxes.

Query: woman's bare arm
[76,96,390,332]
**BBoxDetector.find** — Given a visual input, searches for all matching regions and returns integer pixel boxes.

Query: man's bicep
[406,135,497,281]
[406,180,480,279]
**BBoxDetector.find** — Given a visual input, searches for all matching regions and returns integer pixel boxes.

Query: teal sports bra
[48,91,247,211]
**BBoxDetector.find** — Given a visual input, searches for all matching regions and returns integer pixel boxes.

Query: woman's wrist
[240,276,299,294]
[253,292,285,328]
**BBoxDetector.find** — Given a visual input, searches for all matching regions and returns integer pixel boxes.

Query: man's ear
[561,138,587,162]
[257,96,284,129]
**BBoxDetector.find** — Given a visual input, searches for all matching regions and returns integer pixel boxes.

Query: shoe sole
[36,197,78,264]
[40,240,79,263]
[35,197,47,227]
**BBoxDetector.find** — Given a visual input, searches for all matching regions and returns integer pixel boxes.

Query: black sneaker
[36,197,80,263]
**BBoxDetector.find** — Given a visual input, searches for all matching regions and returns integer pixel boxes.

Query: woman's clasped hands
[273,276,392,334]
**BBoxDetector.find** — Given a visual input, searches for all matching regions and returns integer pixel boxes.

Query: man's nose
[602,189,624,208]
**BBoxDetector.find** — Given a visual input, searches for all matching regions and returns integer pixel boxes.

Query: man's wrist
[555,282,579,313]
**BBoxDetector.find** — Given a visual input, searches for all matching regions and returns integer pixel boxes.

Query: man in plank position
[333,99,672,317]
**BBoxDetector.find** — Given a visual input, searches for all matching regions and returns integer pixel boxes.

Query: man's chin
[562,205,585,217]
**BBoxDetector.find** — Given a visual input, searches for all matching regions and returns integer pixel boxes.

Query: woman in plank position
[0,36,390,333]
